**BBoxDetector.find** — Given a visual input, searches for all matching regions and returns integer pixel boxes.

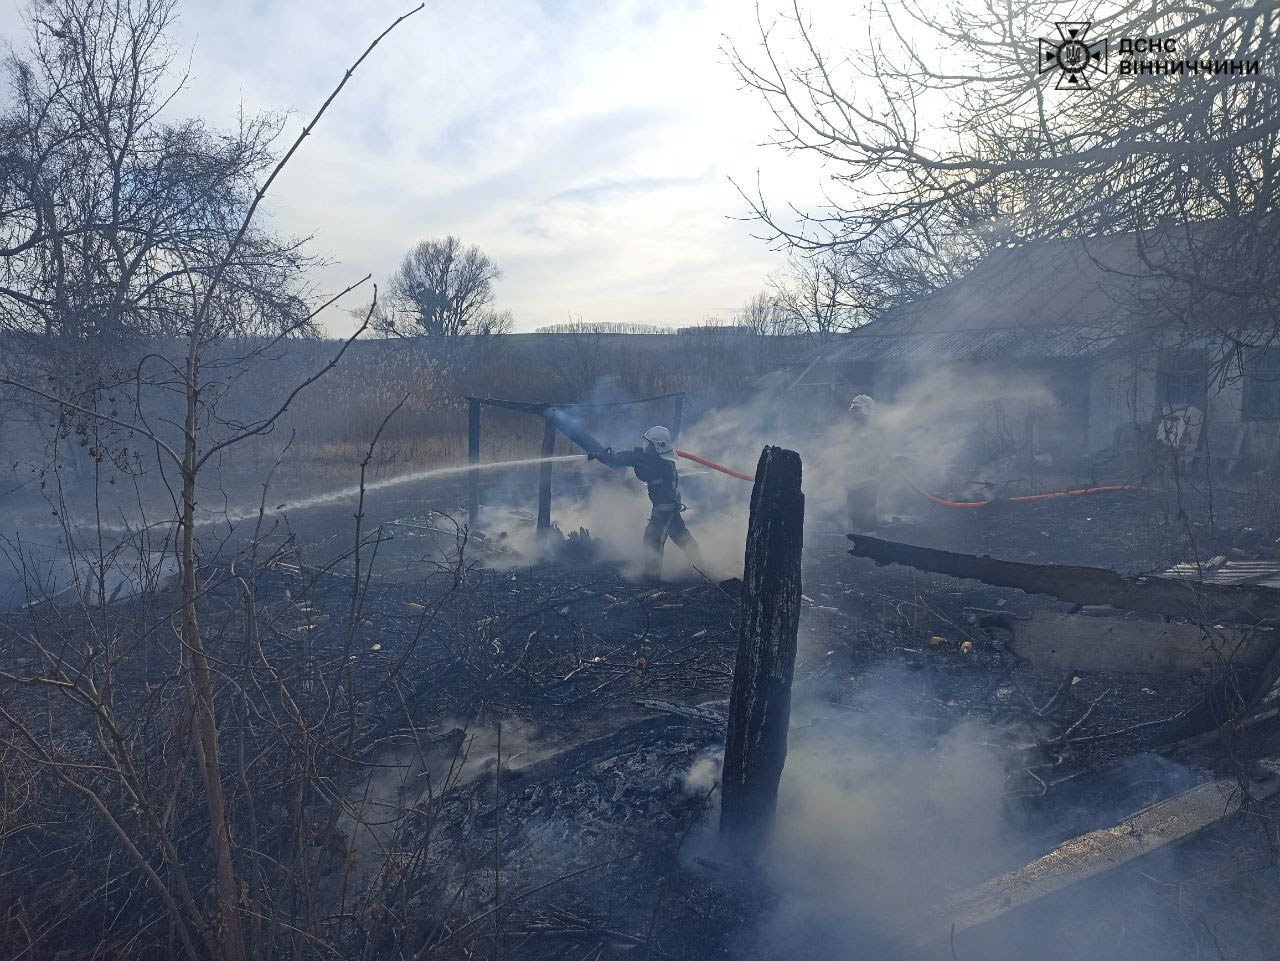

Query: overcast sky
[1,0,844,335]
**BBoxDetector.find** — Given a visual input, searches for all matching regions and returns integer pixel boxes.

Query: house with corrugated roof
[786,229,1280,472]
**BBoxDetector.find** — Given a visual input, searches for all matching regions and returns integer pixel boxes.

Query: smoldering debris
[7,376,1280,961]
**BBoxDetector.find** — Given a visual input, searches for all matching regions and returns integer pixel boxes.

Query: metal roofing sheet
[823,324,1120,363]
[803,225,1234,368]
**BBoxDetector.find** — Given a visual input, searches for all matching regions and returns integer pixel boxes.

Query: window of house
[1157,350,1207,412]
[1244,348,1280,420]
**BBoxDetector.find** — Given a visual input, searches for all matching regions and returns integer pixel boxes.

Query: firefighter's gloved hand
[588,447,611,462]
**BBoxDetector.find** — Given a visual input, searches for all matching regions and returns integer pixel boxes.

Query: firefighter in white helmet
[589,425,704,578]
[848,394,877,422]
[845,394,882,530]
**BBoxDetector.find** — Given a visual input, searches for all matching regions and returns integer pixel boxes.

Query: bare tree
[770,254,867,343]
[740,290,786,337]
[0,2,425,959]
[377,235,514,342]
[726,0,1280,365]
[543,317,614,399]
[0,0,320,482]
[0,0,313,342]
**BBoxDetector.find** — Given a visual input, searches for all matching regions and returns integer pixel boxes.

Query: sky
[0,0,846,335]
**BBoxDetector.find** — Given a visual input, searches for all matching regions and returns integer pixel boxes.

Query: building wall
[855,357,1094,467]
[1088,356,1155,452]
[824,343,1279,468]
[1085,344,1280,469]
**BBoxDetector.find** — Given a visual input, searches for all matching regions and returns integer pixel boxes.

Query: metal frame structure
[463,393,686,533]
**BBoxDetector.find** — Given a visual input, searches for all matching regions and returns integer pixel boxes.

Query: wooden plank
[847,534,1280,622]
[1006,612,1277,674]
[912,763,1280,947]
[721,447,804,852]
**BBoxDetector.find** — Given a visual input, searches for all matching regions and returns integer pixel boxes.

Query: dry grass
[224,423,542,504]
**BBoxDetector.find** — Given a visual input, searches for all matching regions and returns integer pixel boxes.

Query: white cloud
[0,0,843,333]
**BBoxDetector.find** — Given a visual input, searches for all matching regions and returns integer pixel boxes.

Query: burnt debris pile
[6,441,1280,961]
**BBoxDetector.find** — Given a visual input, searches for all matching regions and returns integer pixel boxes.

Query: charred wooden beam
[634,698,726,724]
[721,446,804,853]
[848,534,1280,623]
[488,716,688,800]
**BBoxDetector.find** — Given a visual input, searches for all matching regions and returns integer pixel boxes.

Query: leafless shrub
[0,2,512,958]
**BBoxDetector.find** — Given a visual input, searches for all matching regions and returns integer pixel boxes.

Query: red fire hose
[675,449,756,482]
[901,478,1144,509]
[676,449,1143,507]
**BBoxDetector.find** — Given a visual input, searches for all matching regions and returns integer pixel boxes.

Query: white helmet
[642,425,677,461]
[849,394,877,415]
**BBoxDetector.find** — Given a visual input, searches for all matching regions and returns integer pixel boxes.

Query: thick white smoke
[507,367,1061,581]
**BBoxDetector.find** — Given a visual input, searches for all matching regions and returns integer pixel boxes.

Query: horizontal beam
[462,396,549,415]
[848,534,1280,622]
[551,391,685,409]
[462,392,686,414]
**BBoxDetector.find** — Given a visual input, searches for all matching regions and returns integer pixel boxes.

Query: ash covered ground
[71,459,1267,961]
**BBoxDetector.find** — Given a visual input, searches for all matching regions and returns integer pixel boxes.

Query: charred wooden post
[537,417,556,535]
[720,446,804,852]
[467,398,482,530]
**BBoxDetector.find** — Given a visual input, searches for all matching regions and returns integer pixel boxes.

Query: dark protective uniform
[845,405,884,531]
[597,446,704,577]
